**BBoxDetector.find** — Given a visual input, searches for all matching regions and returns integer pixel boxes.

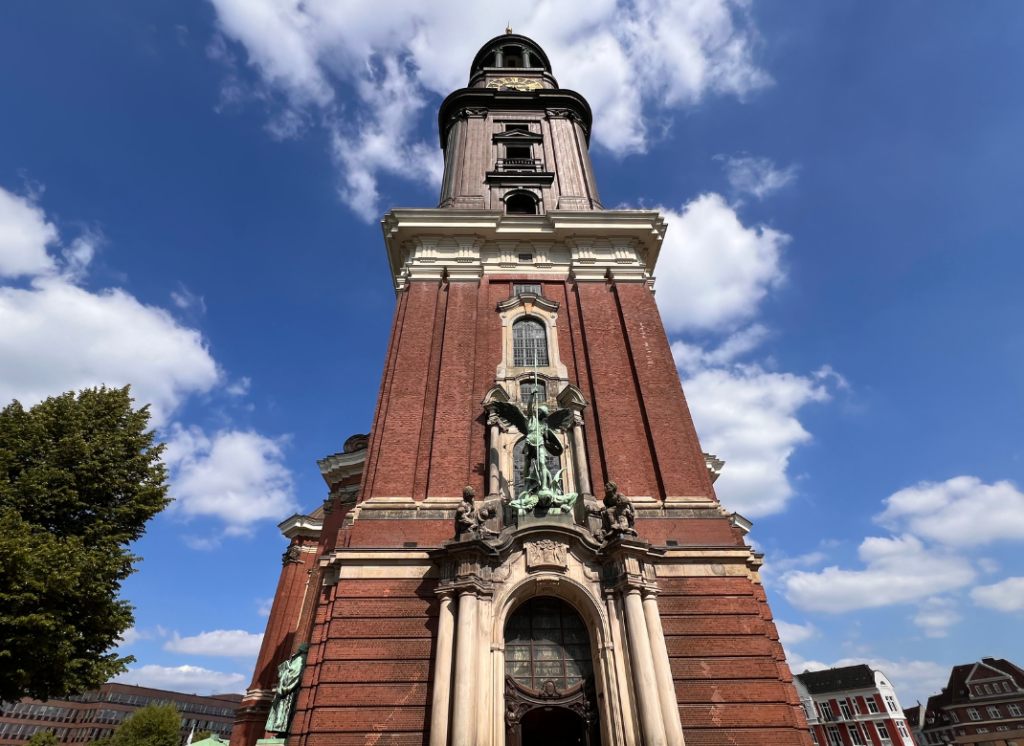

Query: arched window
[512,437,560,500]
[519,378,546,403]
[512,318,548,367]
[505,192,537,215]
[504,597,593,691]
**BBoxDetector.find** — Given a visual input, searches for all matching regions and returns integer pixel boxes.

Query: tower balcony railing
[495,157,543,172]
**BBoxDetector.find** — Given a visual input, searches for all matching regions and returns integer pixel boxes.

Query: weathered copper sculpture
[265,643,308,734]
[492,374,577,515]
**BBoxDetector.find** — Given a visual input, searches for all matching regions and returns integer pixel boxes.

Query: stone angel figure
[493,379,577,515]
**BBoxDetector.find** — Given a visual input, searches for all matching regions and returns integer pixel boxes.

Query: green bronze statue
[265,643,309,735]
[493,371,577,516]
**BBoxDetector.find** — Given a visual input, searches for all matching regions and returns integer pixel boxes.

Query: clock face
[486,76,543,91]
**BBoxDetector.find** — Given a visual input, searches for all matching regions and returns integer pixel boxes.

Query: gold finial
[506,23,513,34]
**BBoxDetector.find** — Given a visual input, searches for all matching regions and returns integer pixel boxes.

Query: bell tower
[233,31,812,746]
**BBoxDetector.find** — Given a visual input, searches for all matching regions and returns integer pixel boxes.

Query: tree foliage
[94,703,182,746]
[0,386,170,702]
[27,730,60,746]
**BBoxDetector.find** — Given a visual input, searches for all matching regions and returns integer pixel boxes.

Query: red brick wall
[289,579,440,746]
[658,576,812,746]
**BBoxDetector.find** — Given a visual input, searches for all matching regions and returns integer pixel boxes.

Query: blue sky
[1,0,1023,704]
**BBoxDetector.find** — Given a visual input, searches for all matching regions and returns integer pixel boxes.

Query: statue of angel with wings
[492,374,578,516]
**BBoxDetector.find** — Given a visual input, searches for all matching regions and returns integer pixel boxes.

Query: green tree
[98,703,182,746]
[0,386,170,702]
[190,731,213,742]
[27,730,60,746]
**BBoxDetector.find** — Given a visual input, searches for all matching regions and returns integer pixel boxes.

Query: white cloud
[163,424,297,534]
[207,1,770,218]
[677,355,830,517]
[0,188,57,278]
[656,193,788,333]
[783,534,976,613]
[171,283,207,314]
[912,597,961,638]
[875,476,1024,548]
[116,628,150,648]
[257,598,273,617]
[760,550,826,586]
[971,577,1024,612]
[786,652,948,705]
[164,629,264,657]
[775,620,818,645]
[226,376,251,396]
[0,187,221,425]
[115,665,246,695]
[721,155,797,199]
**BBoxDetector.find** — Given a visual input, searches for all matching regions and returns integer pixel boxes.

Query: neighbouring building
[794,664,916,746]
[0,682,241,745]
[232,30,813,746]
[918,658,1024,746]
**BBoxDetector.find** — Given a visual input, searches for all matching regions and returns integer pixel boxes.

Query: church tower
[232,32,812,746]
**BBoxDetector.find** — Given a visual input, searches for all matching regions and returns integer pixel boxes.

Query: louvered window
[513,318,549,367]
[514,283,542,296]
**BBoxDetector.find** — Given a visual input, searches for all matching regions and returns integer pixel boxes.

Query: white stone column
[488,418,501,496]
[571,417,592,496]
[643,591,685,746]
[476,597,492,746]
[623,589,668,746]
[450,590,478,746]
[605,595,637,746]
[429,592,456,746]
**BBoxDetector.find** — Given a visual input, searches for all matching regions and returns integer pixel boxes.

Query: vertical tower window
[505,193,537,215]
[513,318,549,366]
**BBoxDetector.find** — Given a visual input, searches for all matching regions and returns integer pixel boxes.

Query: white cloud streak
[115,665,246,695]
[164,629,264,657]
[722,155,798,199]
[971,577,1024,612]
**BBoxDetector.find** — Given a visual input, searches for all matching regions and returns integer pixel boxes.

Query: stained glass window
[504,597,593,691]
[513,318,549,367]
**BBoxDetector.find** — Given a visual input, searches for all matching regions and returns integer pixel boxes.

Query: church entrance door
[520,706,586,746]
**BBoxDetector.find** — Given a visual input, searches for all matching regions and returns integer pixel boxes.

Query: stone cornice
[278,513,324,540]
[438,87,590,148]
[380,209,667,295]
[317,448,367,487]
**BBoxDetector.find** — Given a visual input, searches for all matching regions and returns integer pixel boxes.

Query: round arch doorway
[520,707,586,746]
[503,597,600,746]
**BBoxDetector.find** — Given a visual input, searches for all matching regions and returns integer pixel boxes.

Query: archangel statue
[492,375,577,515]
[266,643,309,734]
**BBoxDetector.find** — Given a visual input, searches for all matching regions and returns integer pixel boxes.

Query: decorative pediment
[556,384,588,411]
[493,129,543,143]
[481,384,511,407]
[496,292,560,315]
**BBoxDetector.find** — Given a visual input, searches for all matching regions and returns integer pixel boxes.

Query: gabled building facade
[919,658,1024,746]
[231,31,812,746]
[794,665,916,746]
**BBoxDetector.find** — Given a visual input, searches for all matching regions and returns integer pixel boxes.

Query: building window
[984,684,994,694]
[512,318,549,367]
[977,727,989,733]
[885,695,899,713]
[821,702,834,722]
[999,726,1011,731]
[840,701,853,720]
[519,378,547,402]
[853,699,862,715]
[976,685,984,695]
[868,698,880,714]
[827,726,844,746]
[505,192,537,215]
[967,708,981,721]
[876,722,891,741]
[1003,681,1014,693]
[987,706,1002,719]
[1008,704,1022,717]
[896,721,910,739]
[949,711,959,723]
[848,724,866,745]
[514,283,542,296]
[504,596,593,691]
[810,728,820,746]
